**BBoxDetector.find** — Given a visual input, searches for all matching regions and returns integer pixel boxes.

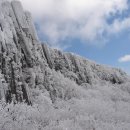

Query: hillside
[0,1,130,130]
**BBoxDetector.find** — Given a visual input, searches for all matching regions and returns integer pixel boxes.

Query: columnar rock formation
[0,0,129,104]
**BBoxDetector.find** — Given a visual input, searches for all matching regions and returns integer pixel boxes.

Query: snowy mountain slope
[0,1,130,130]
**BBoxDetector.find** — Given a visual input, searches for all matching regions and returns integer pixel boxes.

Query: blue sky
[19,0,130,74]
[67,31,130,74]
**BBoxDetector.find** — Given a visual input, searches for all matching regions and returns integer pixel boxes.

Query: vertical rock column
[0,1,33,104]
[11,1,33,68]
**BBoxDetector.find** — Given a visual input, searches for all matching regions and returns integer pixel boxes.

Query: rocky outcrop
[47,47,127,85]
[0,1,47,104]
[0,0,129,104]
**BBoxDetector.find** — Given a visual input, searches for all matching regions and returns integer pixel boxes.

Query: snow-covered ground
[0,71,130,130]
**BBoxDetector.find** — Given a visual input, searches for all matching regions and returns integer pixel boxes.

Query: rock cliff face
[0,0,129,104]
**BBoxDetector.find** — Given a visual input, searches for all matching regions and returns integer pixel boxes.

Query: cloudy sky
[19,0,130,74]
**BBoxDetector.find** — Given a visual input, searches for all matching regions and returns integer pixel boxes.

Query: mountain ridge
[1,1,130,130]
[0,0,129,104]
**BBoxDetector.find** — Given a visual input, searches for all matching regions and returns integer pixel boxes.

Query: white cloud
[108,17,130,34]
[17,0,129,48]
[118,55,130,62]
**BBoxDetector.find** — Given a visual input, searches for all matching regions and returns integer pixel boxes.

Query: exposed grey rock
[0,0,129,104]
[11,1,28,30]
[0,0,47,104]
[42,43,53,69]
[25,11,39,41]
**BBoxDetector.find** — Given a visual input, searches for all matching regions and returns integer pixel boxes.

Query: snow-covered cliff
[1,1,130,130]
[0,0,129,104]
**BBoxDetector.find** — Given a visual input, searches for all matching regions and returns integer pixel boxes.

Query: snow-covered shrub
[0,82,130,130]
[52,70,87,100]
[0,71,130,130]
